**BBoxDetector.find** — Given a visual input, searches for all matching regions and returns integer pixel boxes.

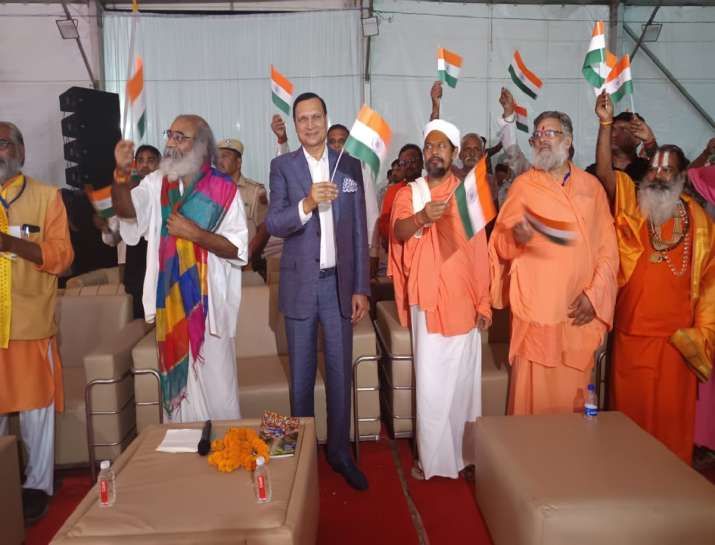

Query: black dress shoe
[22,488,49,525]
[329,460,369,491]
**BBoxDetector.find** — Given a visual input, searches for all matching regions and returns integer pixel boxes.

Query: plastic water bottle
[253,456,272,503]
[584,384,599,419]
[98,460,116,507]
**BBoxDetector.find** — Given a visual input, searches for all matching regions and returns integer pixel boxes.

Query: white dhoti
[410,306,482,480]
[165,330,240,423]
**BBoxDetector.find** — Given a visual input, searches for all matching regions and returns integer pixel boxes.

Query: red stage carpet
[25,438,715,545]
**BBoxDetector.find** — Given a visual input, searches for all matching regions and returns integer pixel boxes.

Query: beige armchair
[54,285,150,467]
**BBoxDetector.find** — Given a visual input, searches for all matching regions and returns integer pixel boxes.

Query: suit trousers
[284,272,353,464]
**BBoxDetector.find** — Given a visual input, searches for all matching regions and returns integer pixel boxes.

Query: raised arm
[496,88,529,177]
[429,81,442,121]
[689,138,715,169]
[595,90,617,204]
[112,140,138,218]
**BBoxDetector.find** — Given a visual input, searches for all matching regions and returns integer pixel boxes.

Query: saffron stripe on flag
[453,157,495,238]
[513,51,543,90]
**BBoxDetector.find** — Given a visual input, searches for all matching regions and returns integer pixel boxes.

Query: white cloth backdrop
[369,0,715,178]
[102,9,363,186]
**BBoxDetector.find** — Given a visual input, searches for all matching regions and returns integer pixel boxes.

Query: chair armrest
[84,320,154,382]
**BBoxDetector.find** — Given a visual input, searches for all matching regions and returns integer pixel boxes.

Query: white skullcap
[423,119,461,151]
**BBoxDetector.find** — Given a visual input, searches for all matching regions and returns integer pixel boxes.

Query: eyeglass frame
[163,130,195,144]
[0,139,17,151]
[531,129,565,141]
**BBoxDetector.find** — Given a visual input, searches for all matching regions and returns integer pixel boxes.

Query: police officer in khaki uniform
[216,138,270,275]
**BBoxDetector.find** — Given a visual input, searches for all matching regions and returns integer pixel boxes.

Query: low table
[51,418,319,545]
[472,412,715,545]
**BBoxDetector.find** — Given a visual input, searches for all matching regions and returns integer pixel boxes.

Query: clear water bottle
[584,384,599,419]
[97,460,116,507]
[253,456,272,503]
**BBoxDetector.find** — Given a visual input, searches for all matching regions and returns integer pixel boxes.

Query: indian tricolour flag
[437,48,462,88]
[582,21,611,90]
[343,105,392,178]
[508,51,543,100]
[126,56,146,140]
[603,54,634,103]
[454,157,496,238]
[524,205,577,245]
[271,65,294,116]
[515,104,529,133]
[89,186,114,219]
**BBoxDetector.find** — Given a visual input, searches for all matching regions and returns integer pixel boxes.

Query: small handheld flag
[524,205,577,245]
[437,48,463,89]
[603,54,634,104]
[508,51,543,100]
[89,186,115,219]
[126,56,146,140]
[454,157,496,238]
[343,105,392,178]
[270,66,294,116]
[582,21,611,90]
[515,104,529,133]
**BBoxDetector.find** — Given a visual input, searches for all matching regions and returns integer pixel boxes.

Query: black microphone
[197,420,212,456]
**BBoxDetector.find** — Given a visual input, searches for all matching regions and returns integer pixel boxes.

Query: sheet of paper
[156,429,202,453]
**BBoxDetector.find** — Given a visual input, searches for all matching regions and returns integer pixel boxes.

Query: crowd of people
[1,79,714,520]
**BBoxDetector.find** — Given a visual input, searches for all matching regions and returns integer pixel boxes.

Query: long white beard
[0,157,21,184]
[638,175,685,226]
[159,145,205,182]
[532,142,569,172]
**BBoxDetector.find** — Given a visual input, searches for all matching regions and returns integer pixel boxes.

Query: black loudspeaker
[59,87,121,190]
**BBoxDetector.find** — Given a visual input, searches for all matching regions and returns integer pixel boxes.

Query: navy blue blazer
[266,146,370,320]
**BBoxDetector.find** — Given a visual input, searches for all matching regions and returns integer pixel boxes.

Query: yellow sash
[0,175,24,348]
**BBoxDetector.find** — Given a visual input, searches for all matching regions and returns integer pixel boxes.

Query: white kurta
[119,170,248,422]
[410,306,482,480]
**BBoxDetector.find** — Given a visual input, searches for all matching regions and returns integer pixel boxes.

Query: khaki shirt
[237,175,268,241]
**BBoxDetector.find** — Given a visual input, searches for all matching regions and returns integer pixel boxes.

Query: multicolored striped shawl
[156,163,237,415]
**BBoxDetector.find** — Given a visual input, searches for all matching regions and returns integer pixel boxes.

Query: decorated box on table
[259,411,300,458]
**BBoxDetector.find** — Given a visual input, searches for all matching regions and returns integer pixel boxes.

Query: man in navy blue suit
[266,93,370,490]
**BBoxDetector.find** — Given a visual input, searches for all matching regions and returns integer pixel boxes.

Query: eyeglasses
[531,129,564,140]
[0,139,16,150]
[163,130,194,144]
[424,142,452,153]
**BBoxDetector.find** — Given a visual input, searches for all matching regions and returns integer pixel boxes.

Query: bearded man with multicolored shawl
[114,115,248,422]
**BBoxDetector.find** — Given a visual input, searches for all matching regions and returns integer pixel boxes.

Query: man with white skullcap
[388,119,491,480]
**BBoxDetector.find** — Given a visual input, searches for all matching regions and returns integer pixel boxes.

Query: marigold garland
[207,427,270,473]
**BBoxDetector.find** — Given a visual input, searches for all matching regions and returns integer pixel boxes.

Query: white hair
[532,139,569,172]
[638,172,686,226]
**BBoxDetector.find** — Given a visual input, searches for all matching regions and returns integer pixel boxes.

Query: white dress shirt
[298,145,336,269]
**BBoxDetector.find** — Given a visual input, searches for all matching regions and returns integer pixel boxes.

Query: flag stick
[629,94,636,114]
[122,10,139,138]
[329,147,345,184]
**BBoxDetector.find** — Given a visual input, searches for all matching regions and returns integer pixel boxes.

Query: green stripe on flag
[98,206,115,219]
[453,182,475,239]
[438,70,459,89]
[508,66,536,99]
[137,113,146,140]
[582,66,604,88]
[516,120,529,133]
[610,80,634,104]
[344,136,380,177]
[272,93,290,115]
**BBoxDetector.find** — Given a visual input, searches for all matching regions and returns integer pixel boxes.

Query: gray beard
[0,157,21,184]
[159,145,205,182]
[638,174,686,226]
[532,144,569,172]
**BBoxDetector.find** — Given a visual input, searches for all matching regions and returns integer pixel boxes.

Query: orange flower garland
[207,427,270,473]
